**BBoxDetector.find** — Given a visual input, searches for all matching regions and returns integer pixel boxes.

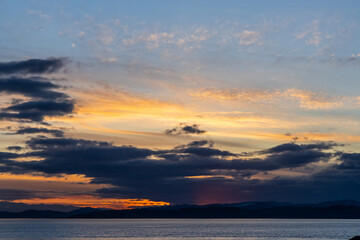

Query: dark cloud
[0,77,69,100]
[177,140,214,148]
[262,142,340,154]
[0,100,75,122]
[0,189,40,201]
[25,137,112,150]
[170,140,232,157]
[6,146,22,152]
[263,149,331,168]
[176,146,236,157]
[337,153,360,169]
[8,127,64,137]
[165,123,206,135]
[0,137,347,204]
[0,151,20,174]
[0,58,74,125]
[0,58,67,75]
[0,151,18,161]
[20,137,154,174]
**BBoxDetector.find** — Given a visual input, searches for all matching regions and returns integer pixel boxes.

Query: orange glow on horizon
[14,195,170,210]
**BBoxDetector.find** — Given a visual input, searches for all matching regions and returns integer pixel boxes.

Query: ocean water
[0,219,359,240]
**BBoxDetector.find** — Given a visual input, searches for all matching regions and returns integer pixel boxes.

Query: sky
[0,0,360,210]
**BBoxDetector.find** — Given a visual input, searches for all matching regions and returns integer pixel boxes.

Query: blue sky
[2,0,359,94]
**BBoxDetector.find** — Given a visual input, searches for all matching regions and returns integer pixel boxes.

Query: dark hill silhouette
[0,201,77,212]
[0,210,67,218]
[0,207,106,218]
[3,200,360,218]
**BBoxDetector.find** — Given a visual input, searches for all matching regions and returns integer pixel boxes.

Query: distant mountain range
[0,201,78,212]
[0,207,105,218]
[3,200,360,218]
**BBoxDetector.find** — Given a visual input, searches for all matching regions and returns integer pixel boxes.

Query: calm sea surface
[0,219,359,240]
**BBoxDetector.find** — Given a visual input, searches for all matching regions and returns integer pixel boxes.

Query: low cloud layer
[0,135,356,204]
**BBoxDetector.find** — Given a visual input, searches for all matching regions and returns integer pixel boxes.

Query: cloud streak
[6,127,64,137]
[0,100,74,123]
[0,77,69,100]
[191,88,346,110]
[0,58,67,75]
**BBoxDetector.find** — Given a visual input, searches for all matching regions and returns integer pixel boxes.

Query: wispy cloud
[122,27,211,51]
[99,57,118,63]
[190,87,348,110]
[97,24,115,45]
[123,32,175,50]
[295,20,321,46]
[27,10,50,19]
[235,30,261,46]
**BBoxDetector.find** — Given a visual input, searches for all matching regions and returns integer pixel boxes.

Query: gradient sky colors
[0,0,360,210]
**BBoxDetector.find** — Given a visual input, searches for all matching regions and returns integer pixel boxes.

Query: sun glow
[15,195,170,210]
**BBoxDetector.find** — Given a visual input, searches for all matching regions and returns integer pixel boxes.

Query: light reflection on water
[0,219,359,240]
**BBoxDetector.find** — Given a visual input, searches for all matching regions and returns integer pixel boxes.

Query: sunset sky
[0,0,360,210]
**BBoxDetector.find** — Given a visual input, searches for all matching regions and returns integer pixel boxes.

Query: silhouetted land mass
[4,201,360,218]
[0,207,104,218]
